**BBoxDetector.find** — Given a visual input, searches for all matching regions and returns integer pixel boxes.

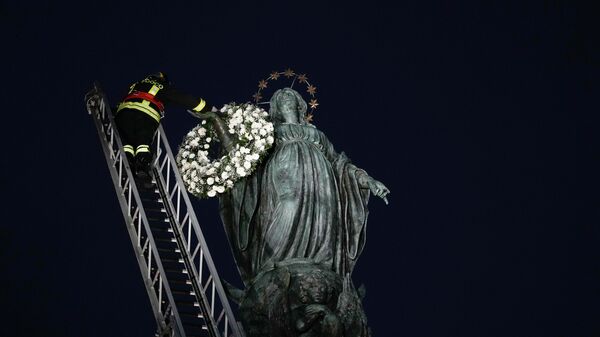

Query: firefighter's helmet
[147,72,170,85]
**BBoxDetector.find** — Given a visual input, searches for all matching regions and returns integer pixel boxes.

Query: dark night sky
[1,1,597,336]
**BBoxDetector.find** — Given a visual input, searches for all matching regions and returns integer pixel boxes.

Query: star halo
[252,68,319,122]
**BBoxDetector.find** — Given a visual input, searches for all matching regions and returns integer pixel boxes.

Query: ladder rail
[153,125,243,337]
[87,84,186,337]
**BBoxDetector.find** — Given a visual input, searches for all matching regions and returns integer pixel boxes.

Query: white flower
[207,190,216,197]
[189,153,195,159]
[225,165,232,171]
[187,131,195,137]
[259,129,267,136]
[207,177,215,185]
[243,161,251,169]
[204,144,210,149]
[267,136,274,144]
[205,137,212,143]
[215,185,225,193]
[236,167,246,176]
[201,120,207,125]
[197,128,207,137]
[221,172,230,179]
[229,128,235,134]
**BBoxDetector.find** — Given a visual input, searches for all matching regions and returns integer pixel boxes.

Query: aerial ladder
[85,83,244,337]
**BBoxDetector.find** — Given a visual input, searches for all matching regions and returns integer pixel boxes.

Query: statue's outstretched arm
[358,172,390,205]
[320,130,390,205]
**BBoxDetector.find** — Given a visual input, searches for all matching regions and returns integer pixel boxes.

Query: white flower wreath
[176,103,275,198]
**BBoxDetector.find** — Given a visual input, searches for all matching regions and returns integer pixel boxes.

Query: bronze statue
[201,87,389,337]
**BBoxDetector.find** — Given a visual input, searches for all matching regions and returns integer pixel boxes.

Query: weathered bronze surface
[208,88,389,336]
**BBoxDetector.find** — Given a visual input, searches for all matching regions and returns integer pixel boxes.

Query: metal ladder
[86,83,243,337]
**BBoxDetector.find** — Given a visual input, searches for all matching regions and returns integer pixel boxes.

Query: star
[297,74,308,83]
[252,93,262,101]
[309,99,319,109]
[269,71,280,80]
[307,85,317,95]
[258,80,268,89]
[284,68,295,78]
[305,113,314,122]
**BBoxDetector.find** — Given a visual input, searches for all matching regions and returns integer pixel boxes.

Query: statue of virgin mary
[216,87,390,286]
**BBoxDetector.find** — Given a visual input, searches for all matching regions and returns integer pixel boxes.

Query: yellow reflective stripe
[117,102,161,122]
[123,145,135,155]
[135,145,151,155]
[192,99,207,112]
[148,85,160,96]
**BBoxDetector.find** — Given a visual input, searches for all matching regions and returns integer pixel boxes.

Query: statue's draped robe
[219,123,370,285]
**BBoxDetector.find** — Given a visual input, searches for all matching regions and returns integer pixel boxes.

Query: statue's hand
[187,107,218,120]
[367,179,390,205]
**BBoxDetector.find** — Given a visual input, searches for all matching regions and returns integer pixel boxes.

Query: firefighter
[115,72,213,185]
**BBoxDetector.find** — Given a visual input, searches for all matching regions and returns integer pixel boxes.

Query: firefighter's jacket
[117,77,210,122]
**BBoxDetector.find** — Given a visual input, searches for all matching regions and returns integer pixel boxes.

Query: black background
[1,1,596,336]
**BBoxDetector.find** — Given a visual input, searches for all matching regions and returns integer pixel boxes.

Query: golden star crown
[252,68,319,122]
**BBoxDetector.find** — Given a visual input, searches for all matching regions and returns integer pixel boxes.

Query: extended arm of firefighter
[160,86,212,113]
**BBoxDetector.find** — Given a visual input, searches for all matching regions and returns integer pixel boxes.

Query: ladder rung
[180,312,204,319]
[172,289,196,296]
[145,207,167,213]
[175,300,200,307]
[169,279,192,285]
[154,237,177,243]
[147,216,167,222]
[161,257,184,264]
[182,322,209,329]
[157,247,181,255]
[151,227,173,233]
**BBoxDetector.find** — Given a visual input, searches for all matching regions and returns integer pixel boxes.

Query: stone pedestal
[232,260,371,337]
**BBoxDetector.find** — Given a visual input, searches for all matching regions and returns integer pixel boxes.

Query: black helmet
[147,71,170,85]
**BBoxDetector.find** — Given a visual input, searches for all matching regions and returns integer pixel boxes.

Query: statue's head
[269,88,308,124]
